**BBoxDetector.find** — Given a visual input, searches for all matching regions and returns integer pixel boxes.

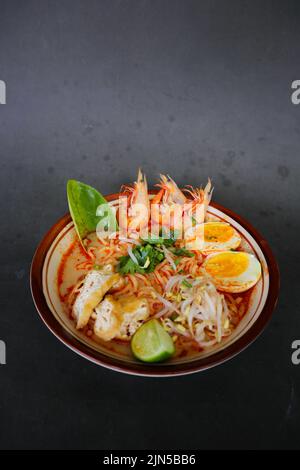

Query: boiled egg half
[185,221,241,253]
[203,251,261,293]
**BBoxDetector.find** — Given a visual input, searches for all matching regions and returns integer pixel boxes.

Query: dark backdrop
[0,0,299,450]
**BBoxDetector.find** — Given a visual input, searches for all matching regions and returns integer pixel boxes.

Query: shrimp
[151,175,213,242]
[184,179,213,224]
[153,174,187,206]
[119,169,150,234]
[150,175,187,234]
[183,179,213,249]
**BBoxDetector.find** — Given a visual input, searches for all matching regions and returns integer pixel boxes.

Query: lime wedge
[131,319,175,363]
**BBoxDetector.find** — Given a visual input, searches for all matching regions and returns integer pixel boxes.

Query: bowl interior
[42,203,270,370]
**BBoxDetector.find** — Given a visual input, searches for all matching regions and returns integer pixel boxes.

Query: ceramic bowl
[30,192,280,376]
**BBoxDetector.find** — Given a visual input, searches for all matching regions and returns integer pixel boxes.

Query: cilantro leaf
[117,244,165,275]
[182,279,193,288]
[170,247,195,257]
[141,229,179,247]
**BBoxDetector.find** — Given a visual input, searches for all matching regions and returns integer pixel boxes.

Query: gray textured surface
[0,0,299,449]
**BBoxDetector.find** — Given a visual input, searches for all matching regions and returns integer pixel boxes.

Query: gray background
[0,0,299,449]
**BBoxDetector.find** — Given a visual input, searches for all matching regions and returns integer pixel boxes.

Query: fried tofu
[93,296,121,341]
[73,266,120,330]
[94,295,149,341]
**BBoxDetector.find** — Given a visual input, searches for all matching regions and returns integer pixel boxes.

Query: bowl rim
[30,191,280,377]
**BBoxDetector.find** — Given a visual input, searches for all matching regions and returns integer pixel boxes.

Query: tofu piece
[93,295,149,341]
[73,266,120,330]
[94,296,121,341]
[115,297,149,340]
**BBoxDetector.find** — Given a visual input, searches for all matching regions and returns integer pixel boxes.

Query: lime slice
[131,319,175,363]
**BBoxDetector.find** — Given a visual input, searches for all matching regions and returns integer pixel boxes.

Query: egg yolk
[204,223,235,243]
[205,252,249,278]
